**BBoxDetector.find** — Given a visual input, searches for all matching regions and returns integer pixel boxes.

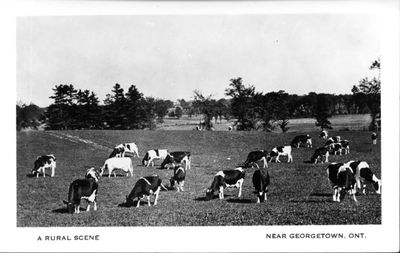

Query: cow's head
[161,154,174,169]
[125,195,134,207]
[205,188,214,200]
[373,179,382,194]
[63,200,75,214]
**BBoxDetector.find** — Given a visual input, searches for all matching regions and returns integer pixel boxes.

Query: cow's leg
[264,190,267,201]
[362,184,367,195]
[93,201,97,211]
[43,168,46,177]
[113,171,116,177]
[333,189,337,202]
[154,187,160,205]
[147,196,151,206]
[276,154,281,163]
[51,166,55,177]
[219,186,224,199]
[86,203,90,211]
[136,198,140,208]
[257,194,260,204]
[238,181,243,198]
[181,181,185,191]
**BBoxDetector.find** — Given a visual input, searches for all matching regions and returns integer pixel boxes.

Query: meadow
[16,116,381,227]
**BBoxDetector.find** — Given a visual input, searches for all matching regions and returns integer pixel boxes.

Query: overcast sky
[17,14,380,107]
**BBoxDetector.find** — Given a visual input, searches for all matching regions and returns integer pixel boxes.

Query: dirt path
[45,131,112,151]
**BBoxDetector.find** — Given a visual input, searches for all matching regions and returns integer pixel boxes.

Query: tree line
[17,59,380,132]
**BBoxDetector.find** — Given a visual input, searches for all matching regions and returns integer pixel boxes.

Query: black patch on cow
[269,151,278,158]
[348,161,361,173]
[142,152,149,165]
[155,149,160,157]
[276,146,284,153]
[359,167,374,183]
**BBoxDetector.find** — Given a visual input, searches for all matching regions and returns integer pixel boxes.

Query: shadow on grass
[26,173,52,178]
[52,207,88,214]
[194,194,234,201]
[226,198,253,204]
[310,193,331,197]
[118,200,152,208]
[101,174,131,178]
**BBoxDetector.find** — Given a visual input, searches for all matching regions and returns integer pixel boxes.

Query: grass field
[17,115,381,227]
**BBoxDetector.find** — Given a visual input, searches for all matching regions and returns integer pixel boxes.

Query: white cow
[142,149,168,167]
[100,157,133,177]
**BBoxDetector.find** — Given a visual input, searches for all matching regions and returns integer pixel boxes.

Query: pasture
[17,128,381,227]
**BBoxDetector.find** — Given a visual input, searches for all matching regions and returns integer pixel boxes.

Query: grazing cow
[63,174,99,214]
[324,136,341,147]
[252,169,270,203]
[330,143,343,155]
[32,154,56,178]
[319,130,328,139]
[327,163,357,203]
[109,143,139,158]
[371,132,378,145]
[310,147,330,163]
[291,134,312,148]
[170,165,186,192]
[125,175,165,207]
[268,146,293,163]
[205,167,246,200]
[340,140,350,155]
[161,151,191,170]
[142,149,168,167]
[346,161,381,195]
[244,150,269,168]
[100,157,133,177]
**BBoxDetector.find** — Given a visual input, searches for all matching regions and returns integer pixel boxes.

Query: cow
[319,130,328,139]
[310,147,330,163]
[268,146,293,163]
[252,169,270,203]
[291,134,312,148]
[85,167,100,181]
[109,143,139,158]
[32,154,56,178]
[244,150,269,168]
[160,151,191,170]
[340,140,350,155]
[125,175,166,207]
[169,165,186,192]
[142,149,168,167]
[371,132,378,145]
[346,161,381,195]
[330,143,343,155]
[205,167,246,200]
[327,163,357,203]
[63,172,99,214]
[324,136,341,148]
[100,157,133,177]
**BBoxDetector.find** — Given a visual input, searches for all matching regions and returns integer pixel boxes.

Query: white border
[2,0,399,252]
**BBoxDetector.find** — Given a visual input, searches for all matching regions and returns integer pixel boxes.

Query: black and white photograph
[2,0,399,252]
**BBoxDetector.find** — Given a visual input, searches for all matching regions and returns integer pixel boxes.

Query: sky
[16,14,381,107]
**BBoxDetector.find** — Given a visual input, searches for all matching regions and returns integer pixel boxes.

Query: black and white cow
[324,136,341,147]
[268,146,293,163]
[161,151,191,170]
[142,149,168,167]
[244,150,269,168]
[63,172,99,214]
[319,130,328,139]
[291,134,312,148]
[310,147,330,163]
[205,167,246,200]
[327,163,357,203]
[252,169,270,203]
[340,140,350,155]
[109,143,139,158]
[169,165,186,192]
[346,161,381,195]
[100,157,133,177]
[32,154,56,178]
[371,132,378,145]
[330,143,343,155]
[125,175,164,207]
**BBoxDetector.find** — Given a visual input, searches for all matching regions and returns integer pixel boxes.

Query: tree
[46,84,78,130]
[103,83,128,129]
[352,58,381,131]
[314,93,333,130]
[192,90,216,130]
[174,107,183,119]
[225,77,257,130]
[16,103,45,131]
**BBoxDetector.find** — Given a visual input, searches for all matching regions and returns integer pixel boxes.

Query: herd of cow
[30,130,381,214]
